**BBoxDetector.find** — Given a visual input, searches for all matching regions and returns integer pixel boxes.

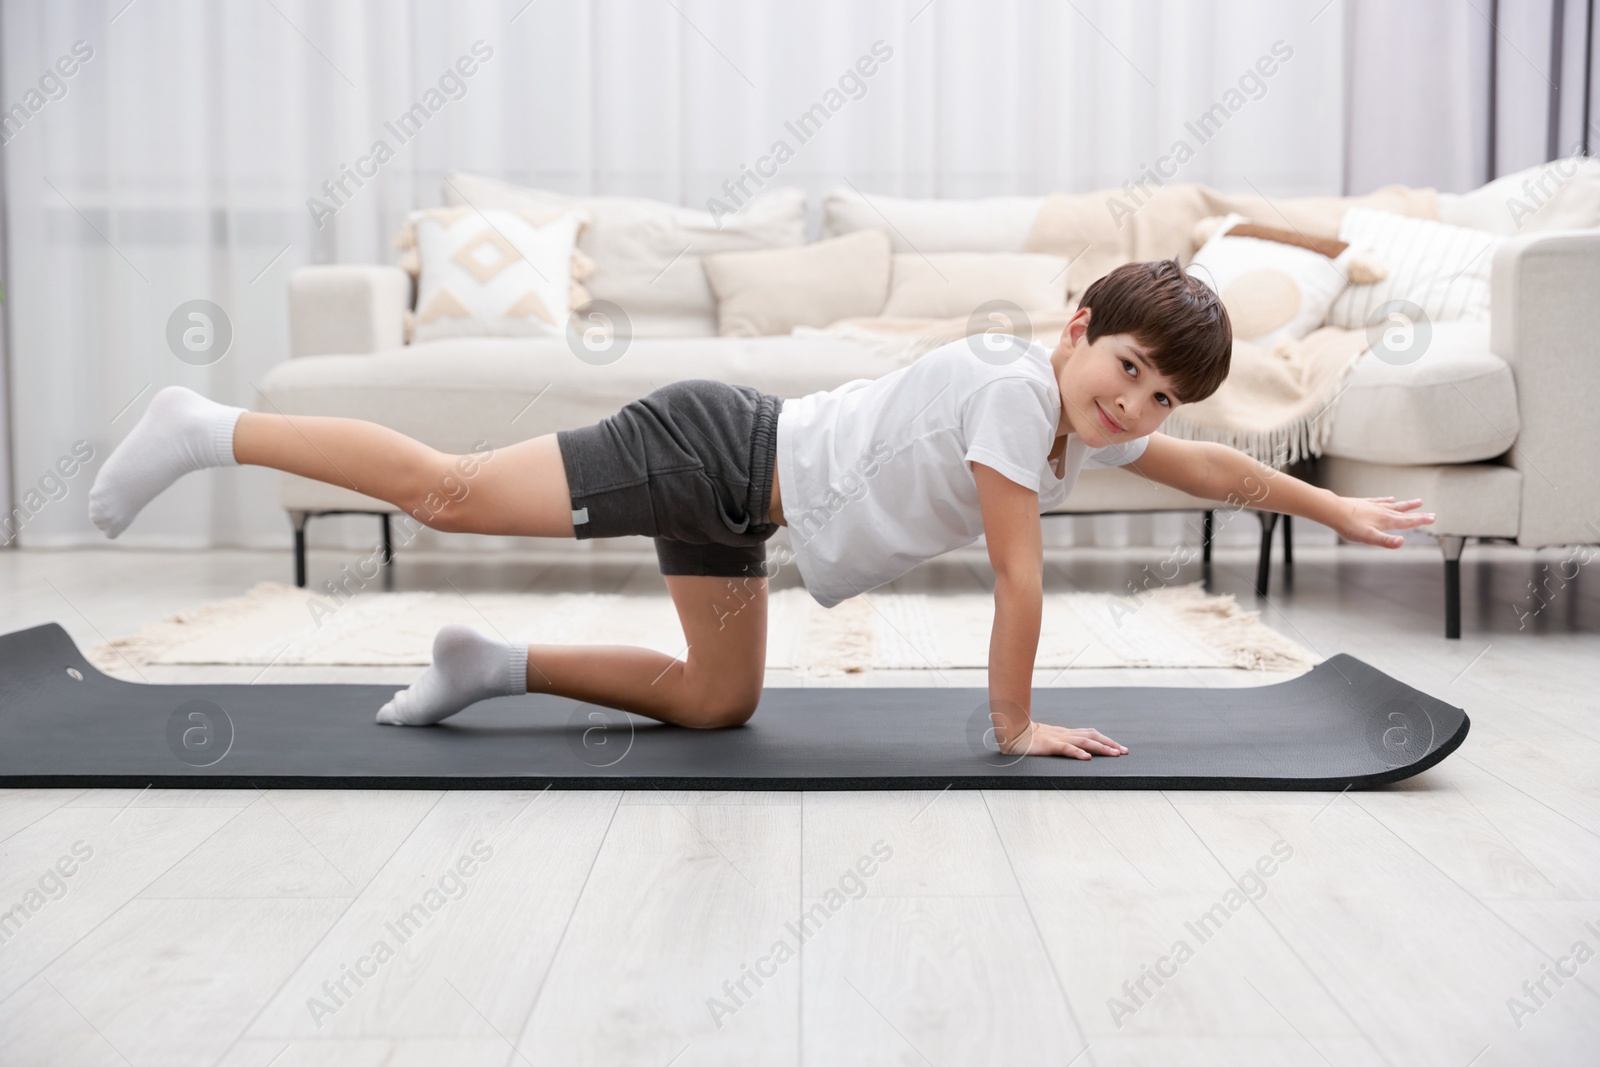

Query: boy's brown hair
[1075,258,1232,405]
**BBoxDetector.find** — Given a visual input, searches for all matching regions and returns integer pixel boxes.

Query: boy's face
[1050,307,1181,448]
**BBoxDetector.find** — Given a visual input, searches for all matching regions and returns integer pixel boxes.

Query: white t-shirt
[775,335,1150,607]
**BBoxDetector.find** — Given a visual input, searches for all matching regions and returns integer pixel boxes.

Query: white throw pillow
[1187,213,1353,347]
[1436,154,1600,235]
[410,205,583,342]
[881,252,1070,319]
[440,171,808,337]
[702,228,893,336]
[1326,208,1504,330]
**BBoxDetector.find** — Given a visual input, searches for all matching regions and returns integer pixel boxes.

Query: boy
[88,259,1434,760]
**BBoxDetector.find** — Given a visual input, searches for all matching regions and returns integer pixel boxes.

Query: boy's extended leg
[88,384,574,539]
[231,410,577,538]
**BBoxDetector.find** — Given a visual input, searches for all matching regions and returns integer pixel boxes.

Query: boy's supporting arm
[988,574,1043,747]
[1125,433,1436,548]
[988,579,1125,759]
[972,461,1128,760]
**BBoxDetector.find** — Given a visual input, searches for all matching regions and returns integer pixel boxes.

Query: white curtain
[0,0,1564,559]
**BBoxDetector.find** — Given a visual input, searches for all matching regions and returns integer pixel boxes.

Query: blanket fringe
[1160,409,1330,467]
[1161,354,1364,468]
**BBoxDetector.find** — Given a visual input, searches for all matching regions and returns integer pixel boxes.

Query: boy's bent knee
[684,689,761,729]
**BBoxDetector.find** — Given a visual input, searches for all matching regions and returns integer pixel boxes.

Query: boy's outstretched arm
[972,461,1128,760]
[1122,433,1437,547]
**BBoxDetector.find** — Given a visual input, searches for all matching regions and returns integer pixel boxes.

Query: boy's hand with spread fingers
[997,722,1129,760]
[1333,495,1436,548]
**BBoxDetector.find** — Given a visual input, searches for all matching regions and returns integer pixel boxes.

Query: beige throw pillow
[702,228,893,337]
[881,252,1070,319]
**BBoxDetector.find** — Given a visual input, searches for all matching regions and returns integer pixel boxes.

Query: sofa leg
[1281,513,1293,568]
[1254,511,1279,597]
[381,513,395,591]
[1440,535,1465,639]
[1202,509,1214,564]
[289,510,309,589]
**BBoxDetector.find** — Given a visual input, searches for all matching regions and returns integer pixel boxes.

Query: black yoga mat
[0,621,1467,790]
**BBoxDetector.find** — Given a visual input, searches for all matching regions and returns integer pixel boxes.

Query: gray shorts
[555,379,784,579]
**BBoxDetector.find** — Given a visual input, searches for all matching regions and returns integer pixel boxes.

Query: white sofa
[262,171,1600,638]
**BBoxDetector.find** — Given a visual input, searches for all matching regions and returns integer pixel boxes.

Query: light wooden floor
[1,540,1597,1066]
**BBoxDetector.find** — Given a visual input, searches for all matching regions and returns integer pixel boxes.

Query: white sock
[88,385,247,538]
[376,623,527,726]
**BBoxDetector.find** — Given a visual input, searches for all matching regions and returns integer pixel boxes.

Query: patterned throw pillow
[1326,207,1504,329]
[400,205,589,342]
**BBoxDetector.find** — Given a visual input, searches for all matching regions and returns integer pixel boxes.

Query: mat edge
[0,712,1469,792]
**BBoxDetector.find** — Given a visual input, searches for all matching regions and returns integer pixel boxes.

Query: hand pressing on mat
[1334,496,1436,549]
[998,722,1128,760]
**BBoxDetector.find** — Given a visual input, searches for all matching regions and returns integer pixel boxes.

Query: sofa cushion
[439,171,807,337]
[1323,321,1518,465]
[881,252,1070,319]
[703,228,892,336]
[821,187,1046,252]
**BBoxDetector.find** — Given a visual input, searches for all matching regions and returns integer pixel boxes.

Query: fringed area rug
[88,581,1316,678]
